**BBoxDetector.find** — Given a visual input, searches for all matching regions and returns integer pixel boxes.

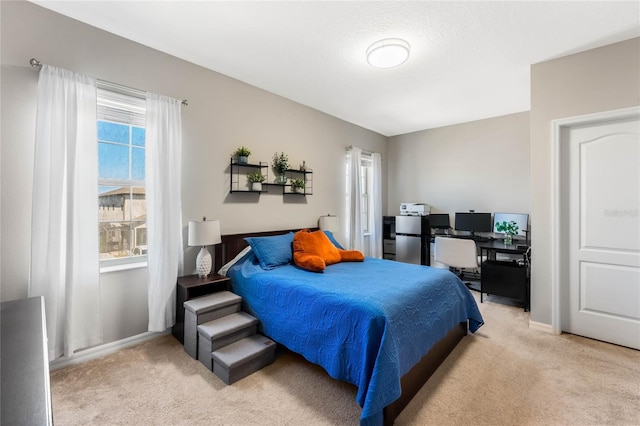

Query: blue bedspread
[227,254,483,425]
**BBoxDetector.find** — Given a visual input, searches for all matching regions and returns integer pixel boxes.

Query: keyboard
[451,235,492,242]
[473,236,493,243]
[432,234,493,243]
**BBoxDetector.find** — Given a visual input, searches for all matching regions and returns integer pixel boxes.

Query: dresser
[1,296,53,425]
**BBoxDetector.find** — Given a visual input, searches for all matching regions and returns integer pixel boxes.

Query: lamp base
[196,246,212,277]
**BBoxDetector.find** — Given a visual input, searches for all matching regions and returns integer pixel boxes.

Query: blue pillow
[244,232,294,270]
[323,230,345,250]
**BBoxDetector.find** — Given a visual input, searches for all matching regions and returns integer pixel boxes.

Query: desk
[477,241,530,311]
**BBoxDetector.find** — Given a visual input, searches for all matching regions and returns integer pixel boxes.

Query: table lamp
[188,217,221,277]
[319,214,344,246]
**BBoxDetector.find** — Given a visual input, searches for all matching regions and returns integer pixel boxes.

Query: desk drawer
[383,239,396,253]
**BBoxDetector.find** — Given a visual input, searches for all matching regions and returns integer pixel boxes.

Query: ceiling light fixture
[366,38,410,69]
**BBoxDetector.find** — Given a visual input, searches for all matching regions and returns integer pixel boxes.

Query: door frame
[550,106,640,334]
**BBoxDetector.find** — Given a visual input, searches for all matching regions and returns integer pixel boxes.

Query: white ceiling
[32,1,640,136]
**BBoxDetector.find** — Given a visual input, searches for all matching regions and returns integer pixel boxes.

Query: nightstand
[172,274,231,344]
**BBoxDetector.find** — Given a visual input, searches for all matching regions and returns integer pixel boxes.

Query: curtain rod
[29,58,188,106]
[346,144,374,155]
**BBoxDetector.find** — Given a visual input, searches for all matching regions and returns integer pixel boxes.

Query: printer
[400,203,430,216]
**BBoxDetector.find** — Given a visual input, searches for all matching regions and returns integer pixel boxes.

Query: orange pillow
[293,229,364,272]
[340,250,365,262]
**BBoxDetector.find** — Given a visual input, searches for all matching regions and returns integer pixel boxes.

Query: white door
[564,113,640,349]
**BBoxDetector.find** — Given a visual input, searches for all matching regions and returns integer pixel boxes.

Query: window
[361,156,372,234]
[97,86,147,263]
[345,152,374,234]
[346,148,381,256]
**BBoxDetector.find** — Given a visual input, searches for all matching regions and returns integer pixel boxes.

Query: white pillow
[217,246,252,276]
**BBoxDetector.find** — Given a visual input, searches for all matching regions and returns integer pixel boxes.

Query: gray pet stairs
[183,291,276,384]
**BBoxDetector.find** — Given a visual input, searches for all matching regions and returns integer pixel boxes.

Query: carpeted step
[211,334,276,385]
[197,312,259,370]
[183,291,242,359]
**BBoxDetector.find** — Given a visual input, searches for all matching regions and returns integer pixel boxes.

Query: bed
[215,229,484,426]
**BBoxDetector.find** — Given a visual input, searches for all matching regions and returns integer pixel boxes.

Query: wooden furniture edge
[383,321,467,425]
[214,227,317,270]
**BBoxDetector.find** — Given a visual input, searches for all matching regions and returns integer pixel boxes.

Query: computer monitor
[429,214,450,229]
[454,212,492,233]
[493,212,529,237]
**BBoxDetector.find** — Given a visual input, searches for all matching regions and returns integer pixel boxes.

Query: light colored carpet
[50,292,640,425]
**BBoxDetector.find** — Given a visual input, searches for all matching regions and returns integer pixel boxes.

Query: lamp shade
[318,215,340,234]
[188,219,221,247]
[319,215,345,248]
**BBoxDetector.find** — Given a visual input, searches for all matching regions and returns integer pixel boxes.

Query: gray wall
[3,0,636,347]
[387,112,530,219]
[0,1,387,344]
[529,37,640,325]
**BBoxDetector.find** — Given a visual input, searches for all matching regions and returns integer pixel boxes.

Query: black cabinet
[382,216,396,260]
[478,241,530,311]
[482,260,528,300]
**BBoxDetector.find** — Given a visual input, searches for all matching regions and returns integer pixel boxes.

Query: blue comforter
[227,254,483,425]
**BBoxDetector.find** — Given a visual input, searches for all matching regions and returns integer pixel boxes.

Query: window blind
[97,81,146,127]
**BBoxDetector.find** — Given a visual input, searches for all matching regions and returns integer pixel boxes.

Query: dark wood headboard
[214,228,318,271]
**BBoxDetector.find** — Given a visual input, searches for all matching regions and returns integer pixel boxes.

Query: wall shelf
[229,159,313,196]
[229,160,268,193]
[281,168,313,196]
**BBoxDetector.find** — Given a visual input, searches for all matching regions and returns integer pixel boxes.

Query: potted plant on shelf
[272,152,289,184]
[495,220,519,245]
[247,171,265,192]
[234,146,251,164]
[290,178,305,194]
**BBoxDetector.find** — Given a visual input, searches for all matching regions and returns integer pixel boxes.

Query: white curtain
[29,65,102,360]
[345,147,364,251]
[368,152,383,258]
[146,93,184,332]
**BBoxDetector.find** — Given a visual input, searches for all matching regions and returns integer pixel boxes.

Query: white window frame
[345,153,374,236]
[361,155,373,235]
[97,84,147,272]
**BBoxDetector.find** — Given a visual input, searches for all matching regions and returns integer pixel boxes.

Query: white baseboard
[529,320,560,334]
[49,330,170,371]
